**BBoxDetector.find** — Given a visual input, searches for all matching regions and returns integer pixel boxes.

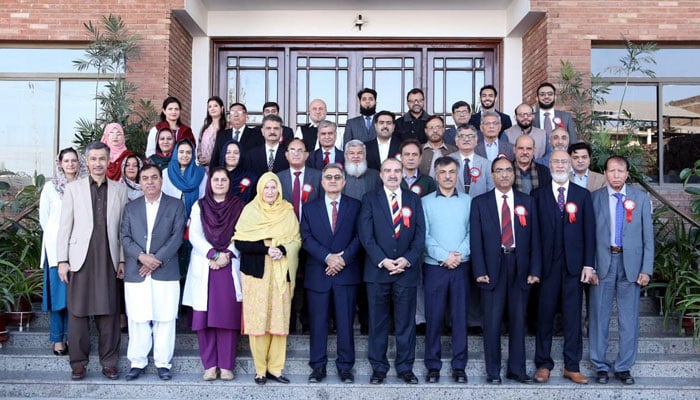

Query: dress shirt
[145,192,162,254]
[484,139,500,161]
[607,184,627,246]
[325,194,342,231]
[551,180,570,207]
[538,108,555,132]
[571,170,590,189]
[423,142,450,176]
[383,186,402,211]
[403,171,418,187]
[495,188,516,247]
[321,147,337,164]
[266,143,280,160]
[290,167,306,219]
[377,139,391,165]
[295,122,320,150]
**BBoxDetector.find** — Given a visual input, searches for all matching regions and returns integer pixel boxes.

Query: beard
[552,171,569,184]
[517,119,532,130]
[345,160,368,177]
[360,105,376,117]
[538,99,554,110]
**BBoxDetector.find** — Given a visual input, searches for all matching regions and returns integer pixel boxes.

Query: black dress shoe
[360,324,369,335]
[266,372,290,384]
[486,376,502,385]
[467,326,483,335]
[399,371,419,384]
[452,369,468,383]
[254,375,266,385]
[370,370,386,384]
[614,371,635,385]
[426,369,440,383]
[506,372,534,384]
[102,366,119,380]
[595,371,609,384]
[125,367,145,381]
[71,365,86,380]
[415,323,426,336]
[308,367,327,383]
[157,367,172,381]
[338,369,354,383]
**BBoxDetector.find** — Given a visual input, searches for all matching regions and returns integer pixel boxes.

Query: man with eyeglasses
[395,88,431,144]
[301,163,362,384]
[307,120,345,170]
[469,85,512,136]
[530,150,596,385]
[536,127,570,167]
[533,82,578,145]
[210,103,262,168]
[504,103,548,160]
[444,101,472,147]
[470,156,541,385]
[419,116,457,178]
[476,111,515,162]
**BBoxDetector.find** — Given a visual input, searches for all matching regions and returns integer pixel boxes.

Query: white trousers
[127,318,176,369]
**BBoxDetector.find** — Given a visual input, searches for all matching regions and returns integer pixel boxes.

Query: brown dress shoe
[534,368,550,383]
[563,369,589,384]
[102,366,119,380]
[71,365,86,380]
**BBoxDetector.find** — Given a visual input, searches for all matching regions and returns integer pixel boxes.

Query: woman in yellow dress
[233,172,301,385]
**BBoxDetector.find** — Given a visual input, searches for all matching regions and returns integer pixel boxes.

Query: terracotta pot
[682,315,696,335]
[6,296,33,326]
[0,312,8,343]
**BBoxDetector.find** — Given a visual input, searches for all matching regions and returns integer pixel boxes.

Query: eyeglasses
[456,134,477,140]
[409,98,424,104]
[323,174,343,181]
[287,148,306,154]
[229,110,246,116]
[453,110,470,115]
[494,167,514,174]
[550,159,570,165]
[482,121,501,127]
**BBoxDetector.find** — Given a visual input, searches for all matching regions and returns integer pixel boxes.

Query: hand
[138,265,152,277]
[476,275,490,284]
[58,262,70,284]
[637,272,651,287]
[215,252,230,267]
[395,257,410,270]
[527,275,540,284]
[268,247,283,261]
[580,267,596,284]
[138,253,162,270]
[117,263,125,280]
[444,252,461,269]
[382,259,405,275]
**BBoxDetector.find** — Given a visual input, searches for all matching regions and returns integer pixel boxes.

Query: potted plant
[673,269,700,346]
[0,285,14,343]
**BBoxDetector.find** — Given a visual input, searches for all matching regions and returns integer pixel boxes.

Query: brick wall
[167,15,193,128]
[522,16,548,105]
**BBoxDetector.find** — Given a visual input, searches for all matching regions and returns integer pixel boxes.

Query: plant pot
[682,315,696,336]
[6,296,33,330]
[0,312,8,343]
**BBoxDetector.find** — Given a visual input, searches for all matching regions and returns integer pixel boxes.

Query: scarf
[233,172,301,293]
[52,149,87,195]
[219,139,257,203]
[166,139,206,216]
[199,174,245,250]
[120,155,143,196]
[100,123,129,163]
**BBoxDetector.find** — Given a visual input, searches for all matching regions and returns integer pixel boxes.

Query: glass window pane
[433,70,444,112]
[375,70,403,113]
[475,58,484,69]
[297,71,307,112]
[376,58,402,68]
[297,57,307,67]
[593,48,700,78]
[475,71,485,105]
[662,84,700,183]
[239,58,266,67]
[309,70,336,110]
[446,58,472,69]
[269,58,278,67]
[268,70,278,101]
[310,58,336,68]
[227,57,237,67]
[363,58,373,68]
[339,58,348,68]
[405,58,414,68]
[338,70,348,113]
[434,58,444,68]
[59,80,107,151]
[239,70,266,108]
[363,71,373,88]
[446,71,473,113]
[0,80,56,175]
[0,48,100,74]
[227,70,238,106]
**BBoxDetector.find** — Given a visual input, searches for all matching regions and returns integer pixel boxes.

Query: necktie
[557,186,565,212]
[233,130,240,142]
[365,116,372,131]
[267,149,275,171]
[613,193,624,246]
[463,157,471,194]
[391,193,400,238]
[501,194,514,248]
[292,171,301,220]
[323,151,330,166]
[331,200,338,233]
[544,111,552,136]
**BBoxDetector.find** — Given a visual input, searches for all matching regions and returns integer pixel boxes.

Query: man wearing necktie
[589,156,653,386]
[343,88,378,145]
[532,82,578,145]
[307,120,345,170]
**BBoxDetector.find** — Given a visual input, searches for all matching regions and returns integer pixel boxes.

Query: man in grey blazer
[475,111,514,162]
[343,88,377,145]
[533,82,578,145]
[57,141,128,381]
[589,156,653,386]
[449,124,495,198]
[120,164,185,381]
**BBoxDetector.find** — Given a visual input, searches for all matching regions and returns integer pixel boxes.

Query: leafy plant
[673,269,700,347]
[680,159,700,221]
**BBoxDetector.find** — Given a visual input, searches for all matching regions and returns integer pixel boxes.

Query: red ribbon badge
[470,167,481,183]
[623,199,636,222]
[514,205,527,227]
[410,185,422,196]
[565,202,578,223]
[302,184,313,202]
[239,177,251,193]
[553,117,564,128]
[497,153,509,159]
[401,207,412,228]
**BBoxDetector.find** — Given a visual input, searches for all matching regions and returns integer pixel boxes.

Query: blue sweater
[421,190,471,265]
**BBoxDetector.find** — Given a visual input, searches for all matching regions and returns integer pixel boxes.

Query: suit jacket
[570,170,607,192]
[470,189,541,290]
[364,138,401,171]
[278,167,323,217]
[449,151,495,198]
[419,143,458,176]
[301,195,362,291]
[307,148,345,170]
[514,162,552,194]
[531,183,595,278]
[56,177,128,272]
[358,188,425,286]
[533,108,578,145]
[469,110,513,136]
[344,115,376,144]
[246,144,290,177]
[209,125,262,169]
[503,126,548,160]
[401,173,436,197]
[591,185,654,282]
[297,123,319,152]
[120,193,185,282]
[475,138,514,161]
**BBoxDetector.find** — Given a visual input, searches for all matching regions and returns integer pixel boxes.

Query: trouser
[197,328,240,370]
[127,319,176,369]
[249,334,287,376]
[68,312,120,369]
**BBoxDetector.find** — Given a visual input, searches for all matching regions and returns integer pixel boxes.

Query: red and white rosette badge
[514,205,527,227]
[553,116,564,129]
[469,167,481,183]
[623,199,636,222]
[565,202,578,223]
[239,177,251,193]
[302,184,313,202]
[410,185,422,196]
[401,207,412,228]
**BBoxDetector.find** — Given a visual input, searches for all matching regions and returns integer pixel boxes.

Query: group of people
[39,83,653,387]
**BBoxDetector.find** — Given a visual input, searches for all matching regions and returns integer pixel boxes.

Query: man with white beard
[343,140,382,201]
[530,150,596,385]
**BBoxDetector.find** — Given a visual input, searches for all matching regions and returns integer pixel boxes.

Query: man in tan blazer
[568,142,606,191]
[57,141,128,381]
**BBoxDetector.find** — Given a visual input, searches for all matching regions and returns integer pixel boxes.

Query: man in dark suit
[513,135,552,195]
[469,84,512,136]
[307,120,345,170]
[470,156,541,385]
[365,110,401,171]
[531,150,596,385]
[533,82,578,145]
[301,163,362,384]
[261,101,294,144]
[358,158,425,385]
[246,114,289,178]
[343,88,377,145]
[120,164,185,381]
[589,156,654,386]
[296,98,327,151]
[444,101,471,147]
[475,111,514,162]
[209,103,262,168]
[394,88,431,143]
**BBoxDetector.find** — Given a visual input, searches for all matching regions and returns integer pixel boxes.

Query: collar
[554,180,570,192]
[383,186,402,198]
[607,184,627,197]
[423,141,448,151]
[145,192,163,206]
[436,188,458,198]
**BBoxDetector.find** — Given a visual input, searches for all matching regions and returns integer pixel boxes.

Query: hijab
[166,138,206,216]
[52,148,87,196]
[148,128,173,170]
[218,139,257,203]
[199,168,245,249]
[100,123,129,162]
[120,155,144,201]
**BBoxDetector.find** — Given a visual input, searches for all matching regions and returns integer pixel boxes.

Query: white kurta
[39,181,62,267]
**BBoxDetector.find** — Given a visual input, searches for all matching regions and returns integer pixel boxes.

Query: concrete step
[1,371,699,400]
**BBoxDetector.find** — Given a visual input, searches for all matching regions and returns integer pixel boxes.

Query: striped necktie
[391,193,400,238]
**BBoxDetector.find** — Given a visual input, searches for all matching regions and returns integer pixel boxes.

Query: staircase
[1,296,699,399]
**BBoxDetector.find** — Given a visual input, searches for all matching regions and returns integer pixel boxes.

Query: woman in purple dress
[182,167,245,380]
